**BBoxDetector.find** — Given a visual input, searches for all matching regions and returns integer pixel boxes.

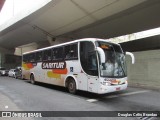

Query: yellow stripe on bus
[47,71,61,79]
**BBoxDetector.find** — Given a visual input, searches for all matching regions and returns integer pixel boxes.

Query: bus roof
[23,38,118,55]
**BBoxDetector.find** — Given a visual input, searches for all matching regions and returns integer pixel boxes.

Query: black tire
[30,74,35,84]
[68,78,76,94]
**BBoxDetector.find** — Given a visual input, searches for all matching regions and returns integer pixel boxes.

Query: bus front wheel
[67,78,76,94]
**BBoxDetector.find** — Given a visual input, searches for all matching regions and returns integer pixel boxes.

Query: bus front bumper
[98,83,128,94]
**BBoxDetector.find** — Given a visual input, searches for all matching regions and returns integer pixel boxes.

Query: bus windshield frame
[96,41,127,78]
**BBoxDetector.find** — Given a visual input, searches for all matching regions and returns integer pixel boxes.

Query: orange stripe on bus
[26,63,34,69]
[52,68,68,74]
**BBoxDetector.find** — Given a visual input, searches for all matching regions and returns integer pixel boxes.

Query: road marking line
[86,99,98,102]
[5,106,8,109]
[120,90,150,96]
[86,90,150,102]
[138,116,154,120]
[106,90,150,99]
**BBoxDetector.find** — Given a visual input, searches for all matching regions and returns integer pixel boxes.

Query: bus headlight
[106,82,111,86]
[125,80,128,84]
[100,81,111,86]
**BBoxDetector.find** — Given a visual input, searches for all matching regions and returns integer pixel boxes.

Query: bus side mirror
[97,47,105,63]
[126,52,135,64]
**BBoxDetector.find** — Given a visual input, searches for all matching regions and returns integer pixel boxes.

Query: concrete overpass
[1,0,160,52]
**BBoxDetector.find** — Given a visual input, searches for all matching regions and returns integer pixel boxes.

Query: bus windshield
[96,41,127,78]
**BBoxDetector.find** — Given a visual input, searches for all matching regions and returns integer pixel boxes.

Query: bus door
[87,51,98,93]
[80,41,98,93]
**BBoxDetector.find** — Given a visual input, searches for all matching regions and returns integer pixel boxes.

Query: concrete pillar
[0,53,2,67]
[0,46,20,69]
[0,53,4,68]
[0,46,14,67]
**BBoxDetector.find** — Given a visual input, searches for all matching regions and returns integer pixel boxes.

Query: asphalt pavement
[0,76,159,120]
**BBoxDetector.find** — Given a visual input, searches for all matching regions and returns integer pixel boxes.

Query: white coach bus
[22,38,134,94]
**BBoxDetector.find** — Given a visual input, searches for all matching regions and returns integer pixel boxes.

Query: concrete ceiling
[1,0,160,50]
[0,0,5,12]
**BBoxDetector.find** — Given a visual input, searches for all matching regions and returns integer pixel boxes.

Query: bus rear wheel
[30,74,35,84]
[67,79,76,94]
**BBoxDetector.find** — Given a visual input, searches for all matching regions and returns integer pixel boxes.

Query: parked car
[16,66,22,71]
[15,68,22,79]
[8,69,15,77]
[8,69,21,79]
[0,67,9,76]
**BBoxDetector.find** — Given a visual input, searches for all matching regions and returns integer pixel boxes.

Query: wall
[126,49,160,89]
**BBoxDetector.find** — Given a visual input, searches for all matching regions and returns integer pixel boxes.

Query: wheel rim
[68,80,76,93]
[69,82,74,91]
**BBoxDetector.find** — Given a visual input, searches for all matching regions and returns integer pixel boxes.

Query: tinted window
[23,55,29,63]
[80,41,98,76]
[36,51,43,62]
[64,43,78,60]
[52,47,64,60]
[28,53,35,62]
[43,49,52,61]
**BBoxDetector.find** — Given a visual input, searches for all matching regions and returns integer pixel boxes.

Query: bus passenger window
[43,49,52,61]
[65,50,74,59]
[65,44,78,60]
[52,47,64,60]
[36,51,43,62]
[65,45,70,59]
[23,55,28,63]
[52,50,56,60]
[29,53,35,62]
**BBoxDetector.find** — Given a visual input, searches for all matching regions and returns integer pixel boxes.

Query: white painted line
[106,90,150,99]
[139,117,152,120]
[146,117,156,120]
[119,90,150,96]
[86,90,150,102]
[5,106,8,109]
[86,99,98,103]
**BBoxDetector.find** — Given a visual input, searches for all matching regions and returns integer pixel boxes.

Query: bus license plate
[116,87,120,91]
